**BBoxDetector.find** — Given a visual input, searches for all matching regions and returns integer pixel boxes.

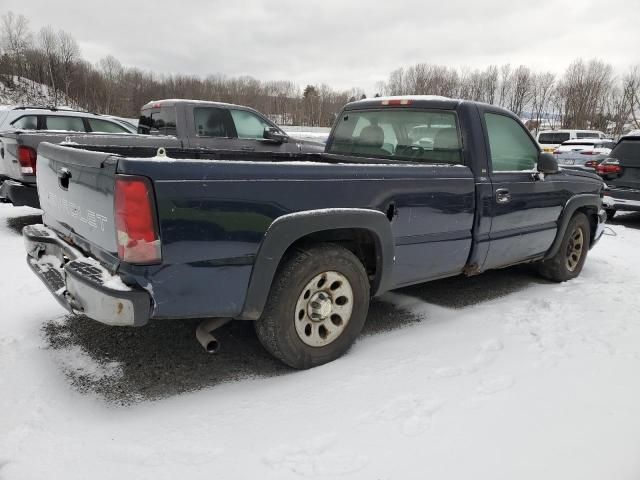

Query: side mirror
[263,126,288,143]
[538,152,559,174]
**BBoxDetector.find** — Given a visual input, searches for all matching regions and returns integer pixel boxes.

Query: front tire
[537,212,591,282]
[255,244,370,369]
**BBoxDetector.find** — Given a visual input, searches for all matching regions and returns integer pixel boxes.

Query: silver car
[554,138,616,171]
[0,106,137,134]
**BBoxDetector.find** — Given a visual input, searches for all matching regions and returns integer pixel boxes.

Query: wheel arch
[238,208,394,320]
[544,194,600,260]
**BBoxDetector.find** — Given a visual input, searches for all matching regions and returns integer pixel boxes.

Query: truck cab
[137,99,324,154]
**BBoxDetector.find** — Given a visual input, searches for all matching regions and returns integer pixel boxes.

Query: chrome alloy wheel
[565,227,584,272]
[294,271,354,347]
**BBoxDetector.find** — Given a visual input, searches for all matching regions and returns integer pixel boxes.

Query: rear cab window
[138,106,177,135]
[327,108,462,164]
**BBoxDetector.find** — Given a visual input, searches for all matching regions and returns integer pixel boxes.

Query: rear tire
[537,212,591,282]
[255,244,370,369]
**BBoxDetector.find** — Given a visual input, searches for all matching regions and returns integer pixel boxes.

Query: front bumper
[603,188,640,212]
[0,180,40,208]
[23,224,150,326]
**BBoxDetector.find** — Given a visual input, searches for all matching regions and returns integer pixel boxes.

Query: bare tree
[530,72,556,133]
[38,26,60,104]
[98,55,123,114]
[1,12,32,80]
[57,30,79,97]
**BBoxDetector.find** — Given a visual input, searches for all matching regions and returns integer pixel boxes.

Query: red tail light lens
[596,163,621,174]
[114,175,161,264]
[17,146,37,175]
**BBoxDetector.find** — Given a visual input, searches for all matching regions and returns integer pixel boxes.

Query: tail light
[114,175,161,264]
[596,159,621,175]
[17,146,37,175]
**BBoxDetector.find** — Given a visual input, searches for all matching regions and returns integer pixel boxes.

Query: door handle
[495,188,511,204]
[240,146,255,151]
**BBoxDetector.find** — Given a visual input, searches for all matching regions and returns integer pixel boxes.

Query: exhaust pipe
[196,318,231,354]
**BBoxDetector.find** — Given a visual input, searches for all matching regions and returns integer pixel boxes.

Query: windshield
[327,108,462,164]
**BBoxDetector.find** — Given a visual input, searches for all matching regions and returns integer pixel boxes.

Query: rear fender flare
[544,194,600,260]
[238,208,394,320]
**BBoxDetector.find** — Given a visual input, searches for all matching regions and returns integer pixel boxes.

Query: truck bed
[35,141,475,321]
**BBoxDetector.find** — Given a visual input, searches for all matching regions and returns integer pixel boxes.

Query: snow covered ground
[1,203,640,479]
[283,126,331,143]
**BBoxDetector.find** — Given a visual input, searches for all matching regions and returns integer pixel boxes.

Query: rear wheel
[537,212,591,282]
[255,244,370,369]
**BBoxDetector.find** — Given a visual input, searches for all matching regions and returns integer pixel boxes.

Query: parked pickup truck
[23,96,606,369]
[0,99,323,208]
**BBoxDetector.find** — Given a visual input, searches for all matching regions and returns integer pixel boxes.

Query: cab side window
[87,118,129,133]
[194,107,232,137]
[229,109,272,139]
[44,115,86,132]
[11,115,38,130]
[485,113,538,172]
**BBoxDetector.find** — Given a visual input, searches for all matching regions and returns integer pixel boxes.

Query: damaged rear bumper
[23,224,150,326]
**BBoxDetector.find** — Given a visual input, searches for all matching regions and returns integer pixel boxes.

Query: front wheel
[255,244,370,369]
[536,212,591,282]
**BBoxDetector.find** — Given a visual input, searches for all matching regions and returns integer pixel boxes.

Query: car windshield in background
[538,132,571,144]
[327,109,462,164]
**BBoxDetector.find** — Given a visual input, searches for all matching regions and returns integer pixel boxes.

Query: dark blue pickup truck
[24,96,606,368]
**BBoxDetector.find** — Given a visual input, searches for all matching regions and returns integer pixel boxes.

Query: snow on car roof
[561,138,608,144]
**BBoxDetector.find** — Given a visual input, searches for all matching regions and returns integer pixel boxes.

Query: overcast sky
[3,0,639,94]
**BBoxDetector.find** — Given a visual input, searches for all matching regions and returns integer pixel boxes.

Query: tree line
[1,10,639,134]
[379,62,640,135]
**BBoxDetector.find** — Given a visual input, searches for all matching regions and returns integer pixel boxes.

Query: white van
[537,129,608,153]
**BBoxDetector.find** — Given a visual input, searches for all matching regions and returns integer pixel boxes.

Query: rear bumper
[603,188,640,212]
[23,224,150,326]
[0,180,40,208]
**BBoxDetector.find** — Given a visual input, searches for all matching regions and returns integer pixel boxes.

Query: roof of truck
[347,95,461,110]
